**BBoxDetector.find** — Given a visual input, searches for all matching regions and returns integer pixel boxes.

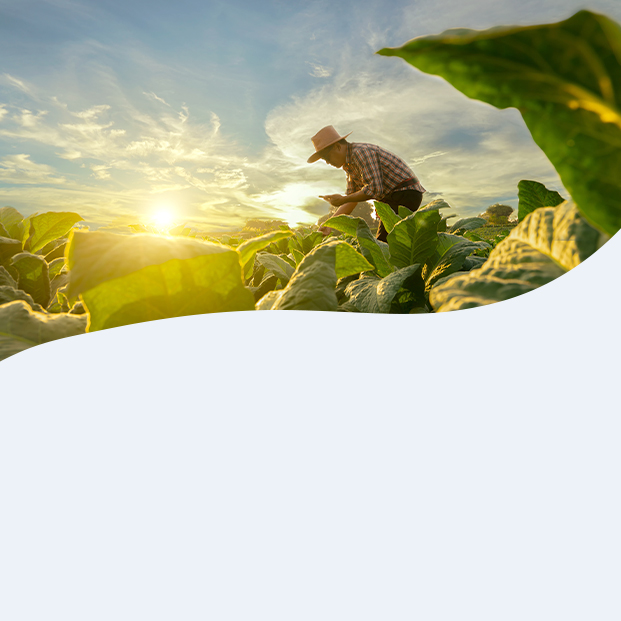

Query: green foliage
[340,265,423,313]
[483,204,514,225]
[378,10,621,236]
[0,300,87,361]
[10,253,51,308]
[256,241,372,311]
[0,207,27,241]
[23,212,84,253]
[66,231,255,331]
[323,215,393,277]
[236,229,293,280]
[517,180,565,221]
[430,201,602,311]
[323,201,489,313]
[448,217,487,234]
[3,11,621,358]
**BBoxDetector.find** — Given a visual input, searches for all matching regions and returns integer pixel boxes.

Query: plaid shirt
[344,142,425,200]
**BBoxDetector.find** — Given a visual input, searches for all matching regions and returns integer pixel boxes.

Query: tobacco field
[1,9,619,361]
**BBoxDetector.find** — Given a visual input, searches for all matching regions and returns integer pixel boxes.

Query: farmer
[308,125,426,241]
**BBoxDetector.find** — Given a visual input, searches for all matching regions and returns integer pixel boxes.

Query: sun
[151,208,175,230]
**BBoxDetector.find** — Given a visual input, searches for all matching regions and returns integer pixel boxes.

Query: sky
[1,0,621,233]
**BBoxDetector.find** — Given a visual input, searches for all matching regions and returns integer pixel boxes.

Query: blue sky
[1,0,620,232]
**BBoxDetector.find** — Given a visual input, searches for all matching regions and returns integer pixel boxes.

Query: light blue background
[2,230,620,620]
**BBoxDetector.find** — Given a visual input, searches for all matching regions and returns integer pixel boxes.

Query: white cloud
[90,164,111,180]
[17,109,48,128]
[0,154,66,185]
[1,74,34,96]
[307,62,333,78]
[143,91,171,107]
[263,66,564,216]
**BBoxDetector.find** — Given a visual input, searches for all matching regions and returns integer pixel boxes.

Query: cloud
[0,154,66,185]
[307,62,333,78]
[143,91,171,107]
[1,74,35,97]
[263,65,565,216]
[90,164,111,180]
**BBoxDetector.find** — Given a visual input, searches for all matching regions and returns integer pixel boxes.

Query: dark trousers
[376,190,424,242]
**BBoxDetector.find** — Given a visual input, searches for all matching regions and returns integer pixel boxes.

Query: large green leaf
[517,179,565,221]
[67,231,239,297]
[386,208,442,268]
[378,10,621,235]
[374,201,401,235]
[429,201,602,311]
[0,266,18,289]
[256,253,295,284]
[423,233,490,290]
[24,212,84,253]
[9,252,51,307]
[0,300,87,361]
[323,215,393,278]
[66,231,255,331]
[342,264,422,313]
[333,241,374,279]
[0,207,26,241]
[0,287,45,312]
[237,230,293,280]
[257,241,372,311]
[81,253,255,331]
[0,237,23,264]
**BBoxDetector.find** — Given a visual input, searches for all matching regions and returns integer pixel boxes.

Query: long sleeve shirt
[343,142,426,200]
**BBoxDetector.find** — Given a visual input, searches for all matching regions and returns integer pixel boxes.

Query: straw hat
[307,125,352,163]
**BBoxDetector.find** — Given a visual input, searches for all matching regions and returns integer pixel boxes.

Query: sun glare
[151,208,175,230]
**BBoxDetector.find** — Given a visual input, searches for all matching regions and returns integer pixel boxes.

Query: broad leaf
[237,230,293,280]
[256,252,295,284]
[257,241,372,311]
[42,238,68,262]
[374,201,401,235]
[517,179,565,221]
[342,264,422,313]
[67,231,240,297]
[0,237,23,264]
[386,208,441,268]
[81,253,255,331]
[324,215,393,277]
[0,300,87,361]
[0,207,25,241]
[48,257,66,279]
[66,231,255,331]
[378,10,621,235]
[0,286,45,312]
[418,199,451,213]
[429,201,602,311]
[10,252,51,307]
[0,266,18,288]
[424,234,490,290]
[24,212,84,253]
[291,248,304,266]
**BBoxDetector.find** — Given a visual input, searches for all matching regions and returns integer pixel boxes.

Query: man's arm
[321,190,373,208]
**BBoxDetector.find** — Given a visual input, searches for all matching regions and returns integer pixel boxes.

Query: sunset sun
[151,208,175,230]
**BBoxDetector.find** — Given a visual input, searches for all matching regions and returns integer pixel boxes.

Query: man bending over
[307,125,426,241]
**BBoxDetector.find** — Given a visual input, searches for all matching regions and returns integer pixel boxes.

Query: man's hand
[319,194,346,208]
[319,225,333,236]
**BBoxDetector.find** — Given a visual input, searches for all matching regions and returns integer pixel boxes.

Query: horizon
[1,0,620,233]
